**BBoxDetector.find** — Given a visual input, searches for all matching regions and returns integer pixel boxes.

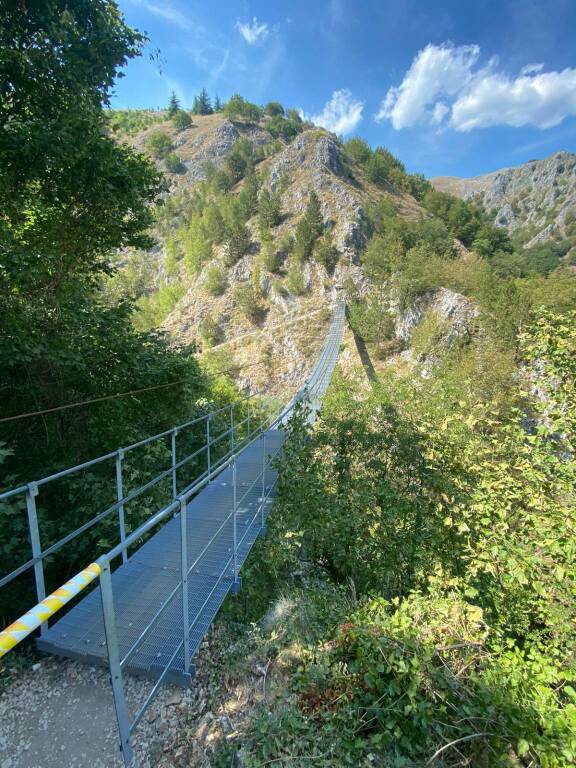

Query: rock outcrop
[432,151,576,247]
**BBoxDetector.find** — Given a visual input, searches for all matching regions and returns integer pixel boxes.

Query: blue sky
[113,0,576,178]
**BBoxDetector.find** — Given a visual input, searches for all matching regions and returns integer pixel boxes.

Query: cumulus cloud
[309,89,364,135]
[452,68,576,131]
[236,17,269,45]
[377,43,576,132]
[376,43,480,128]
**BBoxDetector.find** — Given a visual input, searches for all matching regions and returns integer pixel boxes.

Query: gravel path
[0,656,213,768]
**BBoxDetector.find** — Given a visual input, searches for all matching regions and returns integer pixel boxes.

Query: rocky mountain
[432,151,576,247]
[114,111,429,396]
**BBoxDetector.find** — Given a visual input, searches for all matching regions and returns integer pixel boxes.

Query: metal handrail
[0,299,347,768]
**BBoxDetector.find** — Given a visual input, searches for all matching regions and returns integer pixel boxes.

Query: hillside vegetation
[1,3,576,767]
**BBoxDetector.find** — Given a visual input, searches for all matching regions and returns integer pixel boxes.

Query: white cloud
[377,42,576,132]
[309,89,364,135]
[236,17,269,45]
[376,43,480,128]
[130,1,192,30]
[452,68,576,131]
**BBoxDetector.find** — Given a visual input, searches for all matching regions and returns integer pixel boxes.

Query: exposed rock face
[395,287,479,344]
[432,151,576,246]
[122,113,429,397]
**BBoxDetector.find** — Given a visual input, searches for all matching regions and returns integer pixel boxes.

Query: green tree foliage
[222,138,255,185]
[265,101,285,117]
[258,188,282,232]
[146,129,174,159]
[294,191,324,260]
[213,95,222,112]
[313,230,339,274]
[0,6,220,623]
[183,217,212,274]
[261,233,281,272]
[203,265,227,296]
[233,284,266,323]
[171,109,192,131]
[286,260,308,295]
[199,314,223,347]
[237,172,260,220]
[344,136,372,165]
[107,108,163,136]
[266,112,304,142]
[192,88,213,115]
[167,90,180,117]
[236,311,576,767]
[224,217,251,266]
[164,151,185,173]
[222,94,262,123]
[203,202,226,244]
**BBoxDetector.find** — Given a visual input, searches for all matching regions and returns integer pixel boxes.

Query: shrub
[171,110,192,131]
[344,136,372,165]
[164,152,185,173]
[203,265,226,296]
[146,130,173,159]
[313,232,339,273]
[233,284,266,323]
[264,101,285,117]
[286,261,308,295]
[223,94,262,123]
[199,314,223,347]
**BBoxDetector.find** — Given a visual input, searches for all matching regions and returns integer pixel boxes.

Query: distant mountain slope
[432,151,576,247]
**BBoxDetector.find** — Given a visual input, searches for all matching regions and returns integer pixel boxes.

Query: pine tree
[213,95,222,112]
[168,91,180,117]
[306,191,323,239]
[193,88,213,115]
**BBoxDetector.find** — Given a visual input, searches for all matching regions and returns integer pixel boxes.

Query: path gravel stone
[0,657,203,768]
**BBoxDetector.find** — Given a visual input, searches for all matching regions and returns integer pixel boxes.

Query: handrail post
[100,562,134,767]
[247,398,251,439]
[230,404,235,453]
[206,416,211,481]
[171,429,178,500]
[179,497,190,675]
[26,482,46,635]
[115,450,127,565]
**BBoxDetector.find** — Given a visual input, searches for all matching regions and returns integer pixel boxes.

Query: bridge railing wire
[0,299,346,768]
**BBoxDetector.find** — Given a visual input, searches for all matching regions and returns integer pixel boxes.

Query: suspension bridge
[0,300,346,766]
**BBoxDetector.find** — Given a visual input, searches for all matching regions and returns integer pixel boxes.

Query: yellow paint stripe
[0,562,102,658]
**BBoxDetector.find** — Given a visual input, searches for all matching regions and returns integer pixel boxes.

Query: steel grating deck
[37,429,285,685]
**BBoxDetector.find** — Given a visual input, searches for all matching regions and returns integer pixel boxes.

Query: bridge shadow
[345,306,378,384]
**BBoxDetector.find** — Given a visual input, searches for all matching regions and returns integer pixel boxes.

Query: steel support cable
[0,302,344,659]
[0,304,334,425]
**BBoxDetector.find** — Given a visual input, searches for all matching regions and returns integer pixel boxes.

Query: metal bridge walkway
[0,300,346,765]
[37,429,283,684]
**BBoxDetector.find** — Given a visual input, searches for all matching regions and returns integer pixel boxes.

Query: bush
[286,261,308,295]
[164,152,185,173]
[264,101,285,117]
[171,110,192,131]
[233,284,266,323]
[203,265,226,296]
[223,94,262,123]
[146,130,173,159]
[199,314,223,347]
[313,232,339,273]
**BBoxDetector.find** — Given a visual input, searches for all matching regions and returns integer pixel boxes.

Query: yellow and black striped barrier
[0,562,101,658]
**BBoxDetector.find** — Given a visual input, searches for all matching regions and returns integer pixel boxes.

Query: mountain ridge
[432,150,576,248]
